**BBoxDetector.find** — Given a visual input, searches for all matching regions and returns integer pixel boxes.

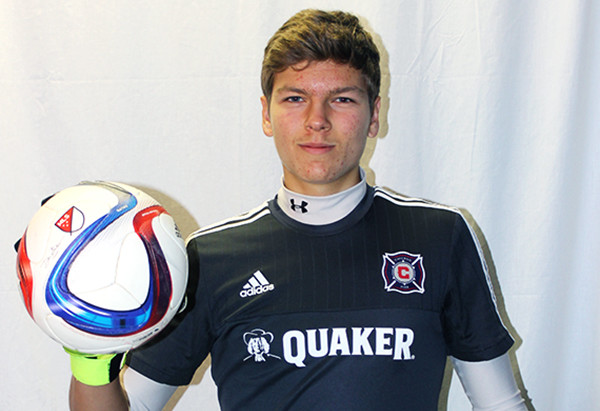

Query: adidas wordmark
[240,271,275,298]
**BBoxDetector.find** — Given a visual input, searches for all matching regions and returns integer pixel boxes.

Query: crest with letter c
[381,251,426,294]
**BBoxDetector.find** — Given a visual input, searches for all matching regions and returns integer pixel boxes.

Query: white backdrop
[1,1,598,410]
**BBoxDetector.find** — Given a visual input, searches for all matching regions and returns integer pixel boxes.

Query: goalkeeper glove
[65,348,127,386]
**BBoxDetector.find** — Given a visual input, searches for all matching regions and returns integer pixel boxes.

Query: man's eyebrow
[274,86,307,95]
[329,86,367,95]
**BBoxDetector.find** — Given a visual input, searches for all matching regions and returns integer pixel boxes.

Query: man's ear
[260,96,273,137]
[367,96,381,138]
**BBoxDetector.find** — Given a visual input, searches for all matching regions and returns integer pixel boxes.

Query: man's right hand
[66,349,129,410]
[69,376,128,411]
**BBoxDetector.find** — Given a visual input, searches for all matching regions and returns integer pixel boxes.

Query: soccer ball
[15,181,188,354]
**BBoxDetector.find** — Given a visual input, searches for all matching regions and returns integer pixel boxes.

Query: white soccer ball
[16,181,188,354]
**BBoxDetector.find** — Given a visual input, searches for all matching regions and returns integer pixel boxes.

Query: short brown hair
[261,9,381,110]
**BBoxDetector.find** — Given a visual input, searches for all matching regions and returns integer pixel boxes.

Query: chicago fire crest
[381,251,426,294]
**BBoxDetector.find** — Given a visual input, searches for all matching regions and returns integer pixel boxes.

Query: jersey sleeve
[441,213,514,361]
[126,238,214,386]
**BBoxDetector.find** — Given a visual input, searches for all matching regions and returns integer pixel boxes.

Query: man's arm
[69,366,179,411]
[69,377,128,411]
[451,353,526,410]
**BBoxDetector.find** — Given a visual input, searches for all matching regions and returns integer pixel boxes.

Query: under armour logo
[290,199,308,213]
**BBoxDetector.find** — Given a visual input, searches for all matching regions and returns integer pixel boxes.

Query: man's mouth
[299,142,335,155]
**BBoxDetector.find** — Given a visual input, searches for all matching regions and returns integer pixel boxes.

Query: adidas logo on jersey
[240,271,275,298]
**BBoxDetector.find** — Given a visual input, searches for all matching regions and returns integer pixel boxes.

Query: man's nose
[305,101,331,132]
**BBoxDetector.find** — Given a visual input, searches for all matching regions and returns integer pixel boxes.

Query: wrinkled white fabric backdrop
[1,1,598,410]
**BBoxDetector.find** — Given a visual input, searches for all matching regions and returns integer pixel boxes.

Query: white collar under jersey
[276,169,367,226]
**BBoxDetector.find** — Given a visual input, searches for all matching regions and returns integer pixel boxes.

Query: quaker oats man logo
[243,329,281,362]
[381,251,426,294]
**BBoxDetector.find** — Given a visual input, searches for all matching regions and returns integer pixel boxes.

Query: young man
[69,9,526,410]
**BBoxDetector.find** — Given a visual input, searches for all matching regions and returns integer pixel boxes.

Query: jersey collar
[276,169,367,226]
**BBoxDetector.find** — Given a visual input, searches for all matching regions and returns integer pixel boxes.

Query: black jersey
[128,185,513,411]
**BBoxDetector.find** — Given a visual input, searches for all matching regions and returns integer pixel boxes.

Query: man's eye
[284,96,303,103]
[335,97,354,103]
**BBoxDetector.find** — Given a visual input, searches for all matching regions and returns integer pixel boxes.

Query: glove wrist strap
[65,348,126,386]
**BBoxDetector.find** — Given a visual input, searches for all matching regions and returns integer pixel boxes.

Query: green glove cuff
[65,348,127,386]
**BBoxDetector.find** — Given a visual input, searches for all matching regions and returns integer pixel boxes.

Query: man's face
[261,60,380,196]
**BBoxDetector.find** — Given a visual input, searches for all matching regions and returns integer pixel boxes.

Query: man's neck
[276,169,367,225]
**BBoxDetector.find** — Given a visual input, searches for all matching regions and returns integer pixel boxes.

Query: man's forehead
[272,60,368,94]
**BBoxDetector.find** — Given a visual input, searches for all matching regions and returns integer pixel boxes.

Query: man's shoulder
[372,186,463,218]
[185,201,273,245]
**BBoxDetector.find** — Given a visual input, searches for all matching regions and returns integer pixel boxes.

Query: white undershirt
[276,169,367,225]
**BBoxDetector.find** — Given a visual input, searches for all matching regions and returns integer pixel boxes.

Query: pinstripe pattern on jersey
[373,186,507,330]
[128,184,515,404]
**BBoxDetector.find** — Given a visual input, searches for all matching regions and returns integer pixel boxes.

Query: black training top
[128,185,513,411]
